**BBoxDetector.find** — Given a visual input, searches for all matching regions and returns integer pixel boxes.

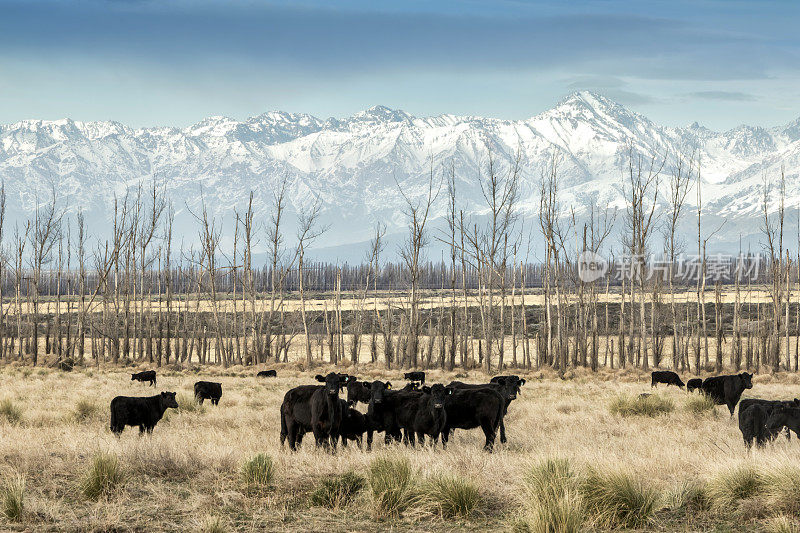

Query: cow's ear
[422,386,431,394]
[447,388,454,395]
[519,379,526,386]
[386,382,392,390]
[315,374,325,382]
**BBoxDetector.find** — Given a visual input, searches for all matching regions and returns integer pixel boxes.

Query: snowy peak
[1,93,799,255]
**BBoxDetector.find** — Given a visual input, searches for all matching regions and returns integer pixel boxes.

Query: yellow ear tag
[387,384,392,390]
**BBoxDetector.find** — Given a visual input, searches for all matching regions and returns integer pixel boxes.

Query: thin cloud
[687,91,758,101]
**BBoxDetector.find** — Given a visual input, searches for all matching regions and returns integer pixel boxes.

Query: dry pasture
[0,365,799,531]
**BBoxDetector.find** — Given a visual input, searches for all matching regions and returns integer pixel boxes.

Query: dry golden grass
[1,363,800,531]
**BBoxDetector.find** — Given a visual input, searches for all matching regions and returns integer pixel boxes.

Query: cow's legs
[287,423,299,451]
[480,418,497,452]
[499,420,507,444]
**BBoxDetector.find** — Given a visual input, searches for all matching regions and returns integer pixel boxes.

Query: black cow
[131,370,156,387]
[739,403,769,449]
[402,382,421,392]
[367,381,422,446]
[686,378,703,393]
[279,373,352,450]
[447,376,524,444]
[740,398,800,440]
[441,386,506,451]
[651,371,685,388]
[404,371,426,383]
[110,392,178,435]
[346,379,372,405]
[310,372,348,449]
[700,372,754,416]
[338,400,373,449]
[413,384,453,446]
[257,370,277,378]
[194,381,222,405]
[767,406,800,440]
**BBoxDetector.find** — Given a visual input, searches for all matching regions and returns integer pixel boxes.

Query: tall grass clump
[368,456,418,519]
[764,467,800,515]
[81,453,124,500]
[706,464,765,512]
[685,394,717,416]
[310,471,366,509]
[666,480,711,514]
[766,515,800,533]
[1,473,25,522]
[424,474,482,519]
[0,399,23,425]
[582,469,660,529]
[240,454,275,492]
[518,458,585,533]
[73,398,100,422]
[609,394,674,417]
[198,515,227,533]
[176,393,205,414]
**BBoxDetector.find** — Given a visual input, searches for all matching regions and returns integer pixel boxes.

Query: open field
[1,364,800,531]
[1,287,792,316]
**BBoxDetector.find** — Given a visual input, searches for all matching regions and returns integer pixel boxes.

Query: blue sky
[1,0,799,130]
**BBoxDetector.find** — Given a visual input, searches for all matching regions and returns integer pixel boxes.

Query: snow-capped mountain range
[1,91,798,260]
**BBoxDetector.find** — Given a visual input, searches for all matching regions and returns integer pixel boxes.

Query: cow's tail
[109,401,117,432]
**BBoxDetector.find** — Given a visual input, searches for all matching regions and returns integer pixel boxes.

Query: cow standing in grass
[446,377,524,444]
[686,378,703,393]
[701,372,753,416]
[280,373,352,451]
[110,392,178,435]
[194,381,222,405]
[131,370,157,387]
[738,403,770,449]
[651,371,685,388]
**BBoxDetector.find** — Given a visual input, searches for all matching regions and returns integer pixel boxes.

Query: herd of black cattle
[106,368,800,452]
[651,370,800,449]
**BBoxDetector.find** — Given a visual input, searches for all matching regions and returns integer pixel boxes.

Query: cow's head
[369,380,392,405]
[130,374,136,380]
[496,376,523,401]
[160,391,179,409]
[347,380,371,405]
[315,373,344,396]
[422,384,453,410]
[740,372,754,389]
[403,382,421,392]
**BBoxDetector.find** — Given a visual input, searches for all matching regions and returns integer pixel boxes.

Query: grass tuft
[424,474,482,519]
[1,473,25,522]
[73,398,100,423]
[310,471,366,509]
[199,515,227,533]
[609,394,674,417]
[81,453,124,500]
[685,394,717,416]
[706,464,765,512]
[240,454,275,492]
[764,467,800,516]
[766,515,800,533]
[0,399,23,425]
[582,468,660,529]
[518,458,585,533]
[368,456,418,519]
[667,480,711,513]
[176,393,205,414]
